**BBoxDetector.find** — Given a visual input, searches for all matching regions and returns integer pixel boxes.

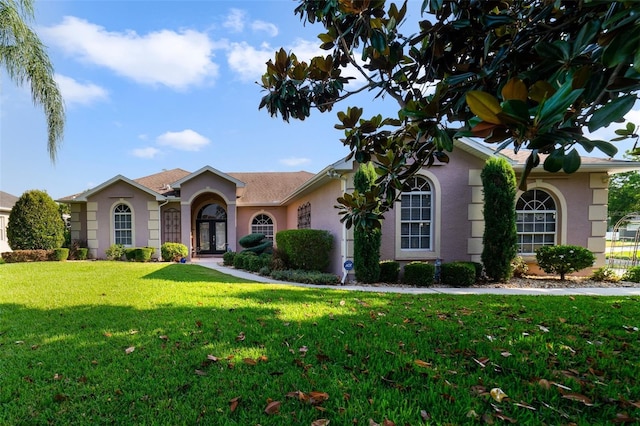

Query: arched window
[198,203,227,220]
[400,176,432,250]
[252,214,274,240]
[516,189,557,254]
[114,203,132,246]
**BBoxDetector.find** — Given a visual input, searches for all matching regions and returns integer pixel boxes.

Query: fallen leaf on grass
[243,358,257,366]
[495,413,517,423]
[53,393,69,402]
[562,393,593,406]
[264,400,281,414]
[207,355,219,362]
[612,413,639,423]
[229,397,240,412]
[159,335,169,341]
[514,401,536,410]
[194,369,207,376]
[414,359,432,368]
[311,420,330,426]
[490,388,508,403]
[235,332,245,342]
[125,346,135,354]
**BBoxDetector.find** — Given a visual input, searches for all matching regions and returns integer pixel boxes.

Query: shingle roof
[133,168,191,196]
[130,168,314,204]
[228,171,315,205]
[0,191,19,210]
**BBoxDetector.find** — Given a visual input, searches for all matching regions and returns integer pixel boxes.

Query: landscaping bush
[245,255,264,272]
[622,266,640,283]
[269,269,340,285]
[234,251,257,270]
[481,157,518,282]
[75,248,89,260]
[379,260,400,283]
[7,190,65,250]
[222,251,236,266]
[590,266,620,282]
[276,229,333,271]
[402,262,435,287]
[0,249,52,263]
[353,162,381,283]
[125,248,154,262]
[161,242,188,262]
[106,244,126,261]
[511,256,528,278]
[239,233,273,255]
[441,262,476,287]
[53,248,69,261]
[536,245,595,280]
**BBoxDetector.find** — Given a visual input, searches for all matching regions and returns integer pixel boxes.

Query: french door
[196,220,227,254]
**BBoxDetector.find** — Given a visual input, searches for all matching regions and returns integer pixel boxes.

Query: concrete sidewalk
[192,258,640,296]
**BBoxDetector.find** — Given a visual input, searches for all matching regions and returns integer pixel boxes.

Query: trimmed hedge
[223,251,236,266]
[1,249,53,263]
[275,229,333,272]
[441,262,476,287]
[74,248,89,260]
[161,242,188,262]
[125,248,154,262]
[402,262,435,287]
[379,260,400,283]
[269,269,340,285]
[106,244,126,261]
[53,248,69,261]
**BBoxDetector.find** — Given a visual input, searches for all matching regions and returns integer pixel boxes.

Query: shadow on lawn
[142,263,255,283]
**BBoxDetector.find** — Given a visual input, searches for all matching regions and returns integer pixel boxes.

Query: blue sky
[1,0,638,200]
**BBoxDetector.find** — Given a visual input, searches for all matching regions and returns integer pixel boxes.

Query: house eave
[280,156,355,205]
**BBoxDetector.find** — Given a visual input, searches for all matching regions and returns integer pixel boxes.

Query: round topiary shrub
[402,262,435,287]
[161,242,188,262]
[222,251,236,266]
[7,190,65,250]
[535,245,595,280]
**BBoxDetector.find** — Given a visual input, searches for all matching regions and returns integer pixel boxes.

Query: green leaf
[562,148,581,174]
[588,95,636,132]
[371,29,387,54]
[543,149,564,173]
[590,140,618,158]
[537,80,583,129]
[573,19,600,56]
[602,31,640,68]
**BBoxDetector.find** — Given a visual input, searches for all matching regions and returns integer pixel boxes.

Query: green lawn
[1,262,639,425]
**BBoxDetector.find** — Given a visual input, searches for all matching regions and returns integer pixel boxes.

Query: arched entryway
[196,203,228,254]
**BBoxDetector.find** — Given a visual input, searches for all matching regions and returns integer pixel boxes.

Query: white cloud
[227,41,274,82]
[41,16,219,90]
[223,9,246,33]
[55,74,108,106]
[156,129,210,151]
[132,147,161,159]
[251,20,278,37]
[280,157,311,167]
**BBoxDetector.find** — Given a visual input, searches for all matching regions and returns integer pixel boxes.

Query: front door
[196,220,227,254]
[195,203,228,255]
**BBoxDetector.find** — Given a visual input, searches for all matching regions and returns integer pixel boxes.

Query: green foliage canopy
[7,189,65,250]
[260,0,640,228]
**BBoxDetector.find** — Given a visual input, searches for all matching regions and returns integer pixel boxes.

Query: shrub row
[161,243,188,262]
[270,269,341,285]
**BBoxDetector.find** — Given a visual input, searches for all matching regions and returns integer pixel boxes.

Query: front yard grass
[1,261,639,425]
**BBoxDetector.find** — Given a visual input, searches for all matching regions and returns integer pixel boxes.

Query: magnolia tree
[260,0,640,229]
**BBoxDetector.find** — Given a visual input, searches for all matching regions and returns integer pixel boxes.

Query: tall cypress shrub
[481,157,518,282]
[353,163,381,283]
[7,190,65,250]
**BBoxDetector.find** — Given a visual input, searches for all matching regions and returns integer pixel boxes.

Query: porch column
[180,201,192,260]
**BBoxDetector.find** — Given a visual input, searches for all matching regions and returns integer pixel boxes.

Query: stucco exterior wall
[236,206,288,246]
[86,181,158,259]
[285,178,347,275]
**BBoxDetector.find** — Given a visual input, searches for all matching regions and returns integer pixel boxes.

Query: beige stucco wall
[285,178,348,275]
[236,206,288,246]
[86,181,159,259]
[179,172,239,256]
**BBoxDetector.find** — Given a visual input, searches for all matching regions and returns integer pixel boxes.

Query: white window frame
[395,171,441,260]
[113,202,133,247]
[516,189,557,255]
[250,212,276,241]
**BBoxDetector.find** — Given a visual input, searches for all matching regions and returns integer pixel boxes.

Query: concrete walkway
[191,258,640,296]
